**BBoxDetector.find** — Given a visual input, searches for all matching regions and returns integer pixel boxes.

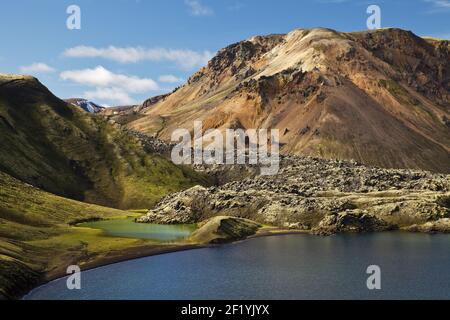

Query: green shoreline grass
[0,170,269,299]
[0,75,214,299]
[1,170,295,300]
[19,219,301,300]
[0,171,190,299]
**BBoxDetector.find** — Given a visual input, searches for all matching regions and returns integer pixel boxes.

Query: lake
[24,232,450,300]
[78,218,196,241]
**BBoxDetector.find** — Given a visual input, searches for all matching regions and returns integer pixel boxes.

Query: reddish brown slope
[127,28,450,172]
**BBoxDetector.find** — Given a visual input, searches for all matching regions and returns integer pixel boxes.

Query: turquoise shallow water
[25,232,450,300]
[78,218,196,241]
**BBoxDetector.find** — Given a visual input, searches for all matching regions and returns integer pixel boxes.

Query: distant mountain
[65,98,105,113]
[0,74,209,209]
[126,28,450,173]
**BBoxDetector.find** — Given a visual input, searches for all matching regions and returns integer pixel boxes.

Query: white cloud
[20,62,55,74]
[84,87,136,105]
[228,2,244,11]
[60,66,161,106]
[158,75,184,83]
[63,46,214,70]
[185,0,214,16]
[60,66,159,93]
[426,0,450,8]
[424,0,450,12]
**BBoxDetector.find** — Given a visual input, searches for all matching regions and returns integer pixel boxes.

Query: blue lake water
[24,233,450,300]
[78,218,196,241]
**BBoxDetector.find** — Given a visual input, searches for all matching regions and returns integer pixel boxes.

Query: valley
[0,75,209,209]
[0,27,449,300]
[0,74,212,299]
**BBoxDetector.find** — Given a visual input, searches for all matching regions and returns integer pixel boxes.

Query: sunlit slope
[128,28,450,172]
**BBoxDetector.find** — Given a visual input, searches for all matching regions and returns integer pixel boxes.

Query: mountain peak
[0,73,40,86]
[0,73,65,108]
[65,98,105,113]
[113,28,450,172]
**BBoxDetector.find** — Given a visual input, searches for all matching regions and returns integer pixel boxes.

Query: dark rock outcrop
[312,211,394,236]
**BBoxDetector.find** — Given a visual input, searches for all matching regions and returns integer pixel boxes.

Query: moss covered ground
[0,75,214,298]
[0,170,166,299]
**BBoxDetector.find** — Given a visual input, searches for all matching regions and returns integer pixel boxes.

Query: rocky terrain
[405,218,450,233]
[1,27,450,299]
[126,28,450,173]
[138,156,450,235]
[189,216,261,244]
[100,104,143,125]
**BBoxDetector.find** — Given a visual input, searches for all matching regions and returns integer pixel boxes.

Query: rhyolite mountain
[0,74,208,210]
[127,28,450,173]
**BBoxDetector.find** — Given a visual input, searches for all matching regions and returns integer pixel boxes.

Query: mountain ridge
[0,74,209,209]
[125,28,450,172]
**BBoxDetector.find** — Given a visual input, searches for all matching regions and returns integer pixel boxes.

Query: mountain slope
[0,170,151,299]
[127,28,450,172]
[0,74,209,209]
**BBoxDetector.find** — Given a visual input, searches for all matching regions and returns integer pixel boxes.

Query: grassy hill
[0,74,209,209]
[0,74,213,299]
[0,170,154,299]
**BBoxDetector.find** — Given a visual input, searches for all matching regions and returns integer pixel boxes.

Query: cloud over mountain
[60,66,160,105]
[158,75,184,83]
[63,46,214,70]
[185,0,214,16]
[20,62,55,74]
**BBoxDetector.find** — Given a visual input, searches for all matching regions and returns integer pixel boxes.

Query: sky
[0,0,449,106]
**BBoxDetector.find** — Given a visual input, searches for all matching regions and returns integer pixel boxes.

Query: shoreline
[19,226,446,300]
[22,227,301,299]
[23,243,206,300]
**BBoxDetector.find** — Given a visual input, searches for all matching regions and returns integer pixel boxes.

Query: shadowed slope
[0,74,209,209]
[0,170,134,299]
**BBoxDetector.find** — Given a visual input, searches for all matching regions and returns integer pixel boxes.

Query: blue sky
[0,0,449,106]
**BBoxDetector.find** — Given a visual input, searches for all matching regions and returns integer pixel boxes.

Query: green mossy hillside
[0,75,209,210]
[0,170,144,299]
